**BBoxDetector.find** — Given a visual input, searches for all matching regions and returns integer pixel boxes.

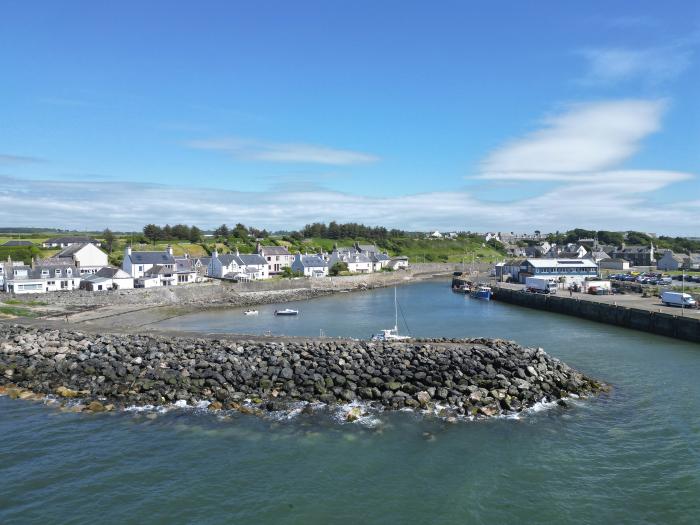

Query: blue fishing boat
[470,284,492,301]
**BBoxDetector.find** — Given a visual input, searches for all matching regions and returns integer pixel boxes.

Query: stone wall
[492,287,700,343]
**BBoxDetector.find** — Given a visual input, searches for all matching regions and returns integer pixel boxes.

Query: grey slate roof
[130,251,176,265]
[259,246,291,256]
[144,264,173,275]
[236,254,267,266]
[298,255,328,268]
[95,267,130,279]
[370,253,390,262]
[217,254,240,266]
[53,243,95,258]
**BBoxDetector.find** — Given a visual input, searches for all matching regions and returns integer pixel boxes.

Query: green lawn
[0,305,40,318]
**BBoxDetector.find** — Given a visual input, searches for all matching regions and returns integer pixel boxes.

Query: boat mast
[394,286,399,331]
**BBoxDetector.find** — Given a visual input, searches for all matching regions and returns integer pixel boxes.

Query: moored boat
[370,287,411,341]
[274,309,299,316]
[470,284,492,301]
[244,310,258,315]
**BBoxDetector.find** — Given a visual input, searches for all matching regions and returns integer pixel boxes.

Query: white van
[661,291,697,308]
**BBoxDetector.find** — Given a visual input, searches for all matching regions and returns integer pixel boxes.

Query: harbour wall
[492,287,700,343]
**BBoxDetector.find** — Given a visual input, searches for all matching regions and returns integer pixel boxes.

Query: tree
[102,228,116,254]
[143,224,161,244]
[281,267,294,278]
[214,224,229,238]
[233,223,249,239]
[189,226,202,243]
[171,224,190,240]
[329,261,348,276]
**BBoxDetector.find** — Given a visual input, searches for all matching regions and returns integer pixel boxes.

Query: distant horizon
[1,1,698,234]
[0,224,693,239]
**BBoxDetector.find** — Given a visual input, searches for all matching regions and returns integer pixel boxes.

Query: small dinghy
[244,310,258,315]
[274,309,299,316]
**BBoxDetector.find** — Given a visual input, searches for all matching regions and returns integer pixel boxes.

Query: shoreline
[1,264,458,330]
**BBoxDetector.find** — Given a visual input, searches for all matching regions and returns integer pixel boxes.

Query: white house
[136,265,177,287]
[256,244,294,274]
[81,267,134,291]
[122,245,177,279]
[1,258,80,294]
[328,250,373,273]
[291,254,329,277]
[599,258,630,271]
[174,256,200,284]
[52,243,108,275]
[428,231,443,239]
[208,250,269,280]
[387,256,409,270]
[42,236,101,249]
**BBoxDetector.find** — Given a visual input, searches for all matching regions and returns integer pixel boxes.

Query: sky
[1,1,699,235]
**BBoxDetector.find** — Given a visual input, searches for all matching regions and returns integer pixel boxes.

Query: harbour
[2,279,700,523]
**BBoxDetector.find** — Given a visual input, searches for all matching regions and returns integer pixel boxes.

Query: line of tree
[142,224,202,243]
[544,229,700,254]
[212,223,269,240]
[300,222,406,240]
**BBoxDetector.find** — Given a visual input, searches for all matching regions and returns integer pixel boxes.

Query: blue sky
[1,1,698,234]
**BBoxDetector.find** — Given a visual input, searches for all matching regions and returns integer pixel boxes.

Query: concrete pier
[492,285,700,344]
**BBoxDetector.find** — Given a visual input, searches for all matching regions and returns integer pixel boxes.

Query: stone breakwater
[0,324,605,418]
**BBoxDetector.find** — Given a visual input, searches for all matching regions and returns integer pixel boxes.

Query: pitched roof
[259,245,291,256]
[130,251,176,265]
[217,254,240,266]
[236,254,267,266]
[143,264,172,275]
[297,255,328,268]
[95,267,131,279]
[53,243,104,258]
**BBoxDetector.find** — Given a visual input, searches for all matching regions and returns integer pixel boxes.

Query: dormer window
[66,268,72,275]
[42,270,49,276]
[55,269,61,276]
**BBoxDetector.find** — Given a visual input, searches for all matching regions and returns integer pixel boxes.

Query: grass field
[292,237,504,263]
[0,305,40,318]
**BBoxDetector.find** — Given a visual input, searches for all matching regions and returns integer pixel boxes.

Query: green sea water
[1,281,699,524]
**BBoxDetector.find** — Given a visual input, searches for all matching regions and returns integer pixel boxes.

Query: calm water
[2,280,700,524]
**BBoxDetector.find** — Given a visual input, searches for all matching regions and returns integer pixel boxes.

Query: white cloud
[188,137,379,165]
[0,174,697,235]
[479,100,665,177]
[578,39,695,85]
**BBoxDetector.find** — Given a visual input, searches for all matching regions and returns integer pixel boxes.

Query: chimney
[166,244,173,256]
[256,242,261,253]
[125,245,132,257]
[213,248,219,258]
[235,247,239,256]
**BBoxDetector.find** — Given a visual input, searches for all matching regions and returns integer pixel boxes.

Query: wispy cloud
[187,137,379,165]
[578,38,696,85]
[0,154,45,164]
[478,99,666,178]
[0,173,697,235]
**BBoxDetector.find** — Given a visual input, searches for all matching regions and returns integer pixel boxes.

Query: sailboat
[371,287,411,341]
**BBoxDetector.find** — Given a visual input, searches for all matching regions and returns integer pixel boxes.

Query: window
[55,269,61,276]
